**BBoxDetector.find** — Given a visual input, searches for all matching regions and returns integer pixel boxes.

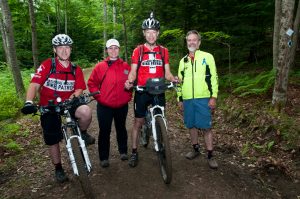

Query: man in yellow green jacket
[177,30,219,169]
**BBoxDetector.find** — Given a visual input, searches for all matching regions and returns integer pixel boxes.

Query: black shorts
[40,112,63,145]
[40,103,80,145]
[134,91,165,118]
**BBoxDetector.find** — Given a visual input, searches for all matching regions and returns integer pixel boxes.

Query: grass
[0,64,33,154]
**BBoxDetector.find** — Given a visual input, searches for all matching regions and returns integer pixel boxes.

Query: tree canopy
[0,0,276,69]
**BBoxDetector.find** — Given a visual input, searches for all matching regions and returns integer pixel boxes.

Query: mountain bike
[38,92,98,198]
[136,78,176,184]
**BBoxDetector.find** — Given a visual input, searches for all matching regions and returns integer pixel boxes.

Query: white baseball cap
[106,39,120,48]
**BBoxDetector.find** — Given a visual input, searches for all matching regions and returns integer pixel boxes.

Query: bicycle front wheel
[155,116,172,184]
[70,128,95,198]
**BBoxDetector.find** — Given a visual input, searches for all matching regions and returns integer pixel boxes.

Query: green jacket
[177,50,218,101]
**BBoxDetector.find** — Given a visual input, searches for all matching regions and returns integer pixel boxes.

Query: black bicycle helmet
[142,12,160,30]
[52,34,73,46]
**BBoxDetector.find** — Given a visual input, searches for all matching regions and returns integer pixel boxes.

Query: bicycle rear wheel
[155,116,172,184]
[70,128,95,198]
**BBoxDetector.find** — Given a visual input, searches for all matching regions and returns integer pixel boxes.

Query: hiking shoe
[128,153,138,167]
[208,157,218,169]
[100,160,109,168]
[185,151,200,160]
[81,132,95,146]
[120,153,128,161]
[55,169,68,183]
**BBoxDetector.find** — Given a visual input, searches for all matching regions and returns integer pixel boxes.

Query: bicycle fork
[63,126,92,176]
[149,105,167,152]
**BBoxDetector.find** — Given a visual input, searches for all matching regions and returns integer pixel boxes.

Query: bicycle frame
[136,78,176,184]
[61,109,92,175]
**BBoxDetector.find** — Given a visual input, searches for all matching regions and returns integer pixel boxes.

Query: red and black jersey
[31,58,86,106]
[131,44,169,86]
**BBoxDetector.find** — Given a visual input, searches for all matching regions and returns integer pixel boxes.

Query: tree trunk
[56,0,60,33]
[0,0,25,99]
[121,0,128,62]
[103,0,107,59]
[273,0,281,70]
[113,0,116,38]
[272,0,295,112]
[0,15,9,62]
[290,0,300,68]
[28,0,39,69]
[64,0,67,34]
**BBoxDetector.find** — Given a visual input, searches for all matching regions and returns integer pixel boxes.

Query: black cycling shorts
[39,103,80,145]
[40,112,63,145]
[134,91,165,118]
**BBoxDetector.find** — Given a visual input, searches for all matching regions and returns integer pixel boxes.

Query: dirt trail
[1,68,299,199]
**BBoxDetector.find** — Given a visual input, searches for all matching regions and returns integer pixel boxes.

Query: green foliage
[0,67,26,120]
[4,140,22,151]
[241,142,250,156]
[233,69,275,96]
[74,58,95,69]
[219,69,275,96]
[274,114,300,150]
[0,95,23,121]
[160,29,184,39]
[0,64,32,121]
[251,140,274,153]
[1,0,276,69]
[0,122,22,152]
[202,31,231,42]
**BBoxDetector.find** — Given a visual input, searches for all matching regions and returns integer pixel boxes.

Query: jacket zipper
[191,59,194,99]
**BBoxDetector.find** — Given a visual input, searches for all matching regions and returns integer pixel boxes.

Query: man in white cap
[88,39,132,168]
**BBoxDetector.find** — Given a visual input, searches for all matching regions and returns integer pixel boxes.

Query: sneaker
[120,153,128,161]
[208,157,218,169]
[185,151,200,160]
[81,132,95,146]
[55,169,68,183]
[128,153,138,167]
[100,160,109,168]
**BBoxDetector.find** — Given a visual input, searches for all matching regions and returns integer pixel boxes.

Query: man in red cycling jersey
[125,13,177,167]
[21,34,95,182]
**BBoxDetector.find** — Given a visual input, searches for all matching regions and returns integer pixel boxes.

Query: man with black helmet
[125,13,177,167]
[21,34,95,182]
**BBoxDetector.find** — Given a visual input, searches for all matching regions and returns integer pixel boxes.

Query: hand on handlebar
[21,101,38,115]
[173,76,180,84]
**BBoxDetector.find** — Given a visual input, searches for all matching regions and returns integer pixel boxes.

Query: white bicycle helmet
[142,12,160,30]
[52,34,73,46]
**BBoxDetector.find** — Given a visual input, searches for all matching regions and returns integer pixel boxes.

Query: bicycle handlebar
[133,81,178,92]
[39,91,99,115]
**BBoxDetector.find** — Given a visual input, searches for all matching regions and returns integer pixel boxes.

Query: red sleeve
[164,47,169,65]
[74,66,87,90]
[131,47,140,64]
[31,58,52,85]
[87,63,102,101]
